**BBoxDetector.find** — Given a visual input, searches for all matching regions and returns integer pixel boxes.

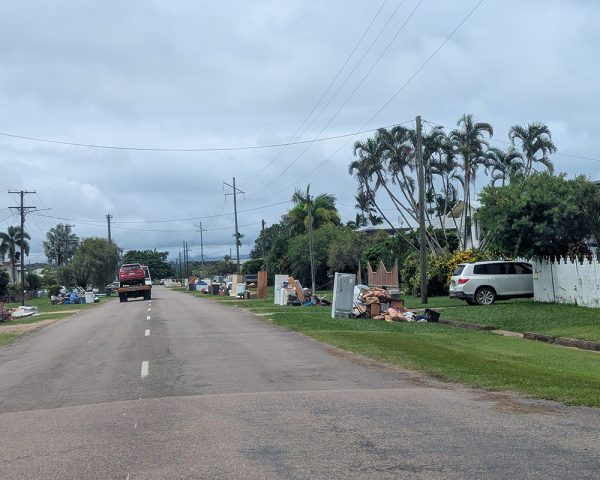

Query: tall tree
[286,186,340,235]
[450,114,493,249]
[123,249,174,279]
[68,238,119,288]
[509,122,556,176]
[43,224,79,266]
[478,173,595,258]
[0,226,31,282]
[484,146,524,186]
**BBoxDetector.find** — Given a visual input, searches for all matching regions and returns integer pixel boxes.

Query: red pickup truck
[118,263,146,286]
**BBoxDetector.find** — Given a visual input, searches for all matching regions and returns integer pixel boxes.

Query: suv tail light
[457,278,470,285]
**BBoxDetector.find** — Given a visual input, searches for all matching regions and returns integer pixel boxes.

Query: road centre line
[141,361,149,378]
[148,308,151,312]
[145,329,150,336]
[146,315,150,320]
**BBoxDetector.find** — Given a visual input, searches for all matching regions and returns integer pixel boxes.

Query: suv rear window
[453,265,466,276]
[122,264,141,270]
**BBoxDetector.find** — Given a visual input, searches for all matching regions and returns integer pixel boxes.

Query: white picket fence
[532,256,600,308]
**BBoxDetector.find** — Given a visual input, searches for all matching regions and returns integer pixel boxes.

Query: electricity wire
[246,0,424,197]
[240,0,390,187]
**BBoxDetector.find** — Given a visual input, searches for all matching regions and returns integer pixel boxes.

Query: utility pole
[185,241,189,278]
[178,248,182,282]
[106,214,113,243]
[8,190,36,306]
[194,223,207,275]
[306,192,316,297]
[223,177,244,273]
[182,240,187,279]
[63,224,75,266]
[261,219,266,261]
[416,116,428,304]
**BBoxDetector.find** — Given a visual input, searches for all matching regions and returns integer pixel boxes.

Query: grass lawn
[0,332,21,347]
[2,295,112,325]
[401,297,600,342]
[177,289,600,407]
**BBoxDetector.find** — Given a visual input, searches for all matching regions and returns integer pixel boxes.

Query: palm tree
[0,226,31,282]
[287,186,340,235]
[350,136,407,235]
[450,114,493,249]
[509,122,556,176]
[354,189,382,227]
[43,224,79,266]
[484,146,524,186]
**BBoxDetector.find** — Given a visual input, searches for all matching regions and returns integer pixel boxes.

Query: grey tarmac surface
[0,286,598,479]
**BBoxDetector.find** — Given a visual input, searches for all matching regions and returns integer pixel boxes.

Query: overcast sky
[2,0,599,264]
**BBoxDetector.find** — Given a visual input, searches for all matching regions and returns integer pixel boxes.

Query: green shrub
[47,285,62,297]
[400,252,451,297]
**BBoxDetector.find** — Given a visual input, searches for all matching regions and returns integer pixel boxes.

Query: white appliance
[331,273,356,319]
[274,274,289,304]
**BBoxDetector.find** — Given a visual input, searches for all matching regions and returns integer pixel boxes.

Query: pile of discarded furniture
[352,286,440,323]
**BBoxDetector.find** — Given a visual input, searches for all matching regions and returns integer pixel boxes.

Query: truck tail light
[457,278,470,285]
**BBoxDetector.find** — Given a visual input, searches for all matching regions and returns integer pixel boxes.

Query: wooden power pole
[416,116,428,304]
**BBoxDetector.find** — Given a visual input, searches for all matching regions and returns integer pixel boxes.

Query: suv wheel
[475,287,496,305]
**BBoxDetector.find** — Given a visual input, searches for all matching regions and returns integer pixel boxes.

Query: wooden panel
[257,271,267,299]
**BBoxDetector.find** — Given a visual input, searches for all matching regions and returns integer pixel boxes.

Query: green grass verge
[0,332,21,347]
[1,296,111,334]
[422,299,600,341]
[188,291,600,407]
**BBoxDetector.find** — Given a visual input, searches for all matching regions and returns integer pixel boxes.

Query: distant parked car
[449,261,534,305]
[105,281,120,295]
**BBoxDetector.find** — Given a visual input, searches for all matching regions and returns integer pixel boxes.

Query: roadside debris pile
[352,286,440,323]
[275,276,331,307]
[0,304,39,322]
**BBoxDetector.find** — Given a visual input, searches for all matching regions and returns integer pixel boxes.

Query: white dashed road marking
[146,315,150,320]
[145,329,150,336]
[148,308,151,312]
[141,361,149,378]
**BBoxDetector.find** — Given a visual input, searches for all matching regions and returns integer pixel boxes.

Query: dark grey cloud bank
[1,0,599,262]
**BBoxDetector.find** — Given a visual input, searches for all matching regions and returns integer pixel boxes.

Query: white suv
[449,261,534,305]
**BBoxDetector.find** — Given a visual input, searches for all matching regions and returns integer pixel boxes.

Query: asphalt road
[0,286,598,479]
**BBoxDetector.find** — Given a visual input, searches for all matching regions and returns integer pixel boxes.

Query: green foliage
[43,224,79,266]
[56,265,74,287]
[40,266,58,287]
[327,228,375,274]
[583,186,600,247]
[287,224,340,287]
[241,258,264,275]
[68,238,120,287]
[189,259,236,278]
[123,249,174,279]
[287,187,341,235]
[0,270,9,297]
[25,273,42,290]
[362,231,418,270]
[478,173,596,257]
[47,285,61,297]
[400,252,452,296]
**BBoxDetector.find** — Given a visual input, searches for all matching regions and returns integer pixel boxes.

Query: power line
[240,0,390,187]
[0,123,400,154]
[246,1,423,197]
[28,200,292,226]
[248,1,487,202]
[30,212,262,233]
